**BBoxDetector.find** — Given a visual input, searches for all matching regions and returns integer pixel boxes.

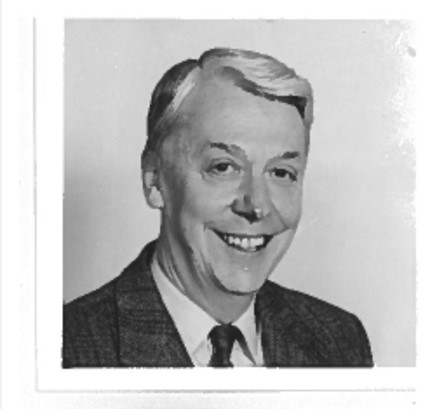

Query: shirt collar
[151,258,259,361]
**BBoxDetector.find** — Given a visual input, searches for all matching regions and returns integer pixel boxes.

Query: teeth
[221,233,267,251]
[250,238,258,247]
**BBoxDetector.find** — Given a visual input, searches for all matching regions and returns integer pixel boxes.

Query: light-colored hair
[143,48,314,159]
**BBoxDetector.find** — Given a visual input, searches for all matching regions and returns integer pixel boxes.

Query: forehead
[172,77,307,155]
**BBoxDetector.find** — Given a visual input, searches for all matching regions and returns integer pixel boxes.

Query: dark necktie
[208,324,243,367]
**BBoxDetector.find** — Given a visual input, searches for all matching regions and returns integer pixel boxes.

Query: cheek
[162,179,186,220]
[164,182,219,241]
[180,175,235,218]
[272,188,303,227]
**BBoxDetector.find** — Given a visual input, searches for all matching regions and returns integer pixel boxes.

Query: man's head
[142,48,313,313]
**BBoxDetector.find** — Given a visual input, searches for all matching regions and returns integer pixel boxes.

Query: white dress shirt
[151,258,264,367]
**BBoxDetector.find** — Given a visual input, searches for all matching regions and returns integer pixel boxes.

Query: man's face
[155,78,307,299]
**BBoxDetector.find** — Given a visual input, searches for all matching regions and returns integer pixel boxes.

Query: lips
[213,230,273,253]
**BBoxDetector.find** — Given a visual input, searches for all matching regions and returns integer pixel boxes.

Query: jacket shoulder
[260,281,374,366]
[63,242,156,368]
[63,278,120,367]
[64,278,118,328]
[263,280,357,322]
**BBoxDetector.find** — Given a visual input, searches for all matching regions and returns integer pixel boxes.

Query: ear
[141,153,164,209]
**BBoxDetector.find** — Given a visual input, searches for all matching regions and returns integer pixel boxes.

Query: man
[63,48,373,367]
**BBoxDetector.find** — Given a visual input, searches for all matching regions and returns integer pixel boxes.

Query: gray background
[64,20,415,366]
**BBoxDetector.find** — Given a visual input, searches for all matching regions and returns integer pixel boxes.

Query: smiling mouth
[213,230,273,253]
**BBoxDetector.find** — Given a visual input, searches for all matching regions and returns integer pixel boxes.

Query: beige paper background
[63,20,416,367]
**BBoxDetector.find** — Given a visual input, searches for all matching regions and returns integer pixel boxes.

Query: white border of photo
[2,0,428,407]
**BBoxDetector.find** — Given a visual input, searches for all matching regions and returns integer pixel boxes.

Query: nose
[231,173,272,223]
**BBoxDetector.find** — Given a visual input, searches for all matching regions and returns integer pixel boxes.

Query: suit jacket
[63,241,373,367]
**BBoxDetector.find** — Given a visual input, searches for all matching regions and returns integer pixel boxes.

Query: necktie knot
[208,324,243,367]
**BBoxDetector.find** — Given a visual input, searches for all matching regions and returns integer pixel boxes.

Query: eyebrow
[208,142,301,161]
[208,142,245,157]
[280,151,300,160]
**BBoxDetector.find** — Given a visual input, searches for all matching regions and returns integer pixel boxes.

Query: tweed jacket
[63,241,373,367]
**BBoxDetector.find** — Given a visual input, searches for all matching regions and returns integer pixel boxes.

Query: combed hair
[144,48,314,159]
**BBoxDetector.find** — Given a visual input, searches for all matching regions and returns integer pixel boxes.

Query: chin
[217,275,267,295]
[208,259,274,295]
[203,228,293,292]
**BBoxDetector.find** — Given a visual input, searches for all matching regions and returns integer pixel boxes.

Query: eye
[269,167,297,183]
[207,160,240,177]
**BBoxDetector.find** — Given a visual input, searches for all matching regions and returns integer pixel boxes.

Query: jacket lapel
[115,242,193,367]
[256,282,331,367]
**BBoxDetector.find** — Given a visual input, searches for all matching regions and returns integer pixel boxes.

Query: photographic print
[63,20,414,369]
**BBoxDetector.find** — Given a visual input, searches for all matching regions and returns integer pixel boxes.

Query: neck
[195,288,254,324]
